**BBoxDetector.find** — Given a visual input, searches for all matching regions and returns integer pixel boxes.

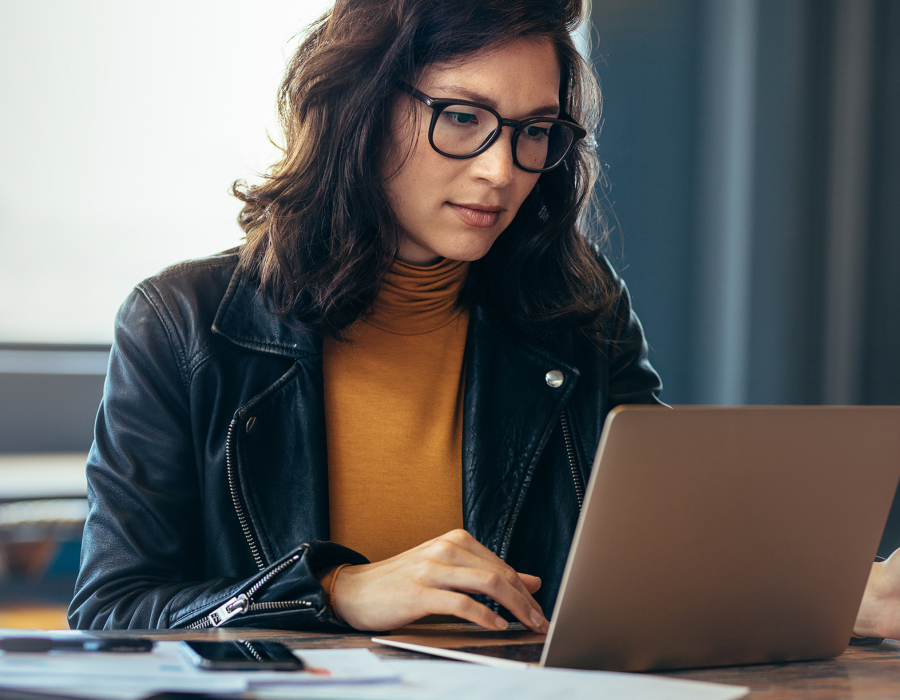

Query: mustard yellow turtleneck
[322,257,469,563]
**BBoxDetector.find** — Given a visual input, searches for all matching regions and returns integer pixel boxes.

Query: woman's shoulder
[134,248,241,315]
[112,248,246,386]
[117,247,318,380]
[578,249,633,335]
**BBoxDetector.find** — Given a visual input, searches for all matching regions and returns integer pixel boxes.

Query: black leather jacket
[68,250,662,630]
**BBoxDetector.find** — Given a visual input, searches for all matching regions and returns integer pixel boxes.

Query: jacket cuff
[173,541,368,631]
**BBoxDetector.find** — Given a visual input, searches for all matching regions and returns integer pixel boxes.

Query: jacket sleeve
[68,287,366,631]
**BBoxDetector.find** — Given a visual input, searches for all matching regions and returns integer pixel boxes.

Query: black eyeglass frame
[398,82,587,173]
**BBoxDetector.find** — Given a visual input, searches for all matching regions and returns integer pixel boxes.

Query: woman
[68,0,900,639]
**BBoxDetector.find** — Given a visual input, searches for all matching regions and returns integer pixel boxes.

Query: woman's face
[383,37,561,265]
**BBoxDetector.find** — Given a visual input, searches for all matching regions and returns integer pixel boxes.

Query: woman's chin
[398,231,501,265]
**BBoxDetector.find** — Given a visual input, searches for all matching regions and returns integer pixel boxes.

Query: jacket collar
[212,266,322,359]
[212,264,582,364]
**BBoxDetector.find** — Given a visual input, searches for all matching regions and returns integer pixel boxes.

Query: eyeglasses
[399,82,587,173]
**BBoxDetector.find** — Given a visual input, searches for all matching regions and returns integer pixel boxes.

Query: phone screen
[182,640,306,671]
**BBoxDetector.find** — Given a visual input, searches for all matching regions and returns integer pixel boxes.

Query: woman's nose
[469,127,515,187]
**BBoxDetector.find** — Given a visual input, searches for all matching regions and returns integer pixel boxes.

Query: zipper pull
[205,593,250,627]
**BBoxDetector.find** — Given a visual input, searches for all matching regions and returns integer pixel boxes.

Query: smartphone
[180,640,306,671]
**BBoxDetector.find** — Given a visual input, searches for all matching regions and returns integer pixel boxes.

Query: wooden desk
[95,623,900,700]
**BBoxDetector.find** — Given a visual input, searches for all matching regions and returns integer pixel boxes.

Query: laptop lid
[542,405,900,672]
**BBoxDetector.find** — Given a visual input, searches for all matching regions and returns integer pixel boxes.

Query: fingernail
[530,609,545,629]
[494,617,509,630]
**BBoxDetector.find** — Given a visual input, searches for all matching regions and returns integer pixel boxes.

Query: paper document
[257,659,749,700]
[0,633,397,700]
[0,629,747,700]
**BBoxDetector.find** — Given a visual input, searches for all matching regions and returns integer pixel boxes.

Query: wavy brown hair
[235,0,615,341]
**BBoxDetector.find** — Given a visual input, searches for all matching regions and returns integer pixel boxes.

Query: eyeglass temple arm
[397,80,433,106]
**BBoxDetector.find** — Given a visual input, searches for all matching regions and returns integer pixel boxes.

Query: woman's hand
[854,549,900,639]
[331,529,549,633]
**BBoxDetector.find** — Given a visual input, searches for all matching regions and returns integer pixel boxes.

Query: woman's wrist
[318,563,354,623]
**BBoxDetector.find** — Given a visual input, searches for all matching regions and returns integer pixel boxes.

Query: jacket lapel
[463,308,580,559]
[212,267,321,360]
[212,268,331,563]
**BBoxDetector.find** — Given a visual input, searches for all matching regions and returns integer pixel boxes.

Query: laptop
[374,405,900,672]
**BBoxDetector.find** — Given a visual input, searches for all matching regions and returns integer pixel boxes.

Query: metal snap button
[245,416,258,433]
[545,370,564,388]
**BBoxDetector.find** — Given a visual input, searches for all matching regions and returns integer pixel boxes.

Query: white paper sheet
[256,659,749,700]
[0,641,398,700]
[0,630,747,700]
[0,641,249,699]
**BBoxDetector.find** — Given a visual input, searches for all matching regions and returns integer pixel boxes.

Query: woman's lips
[448,203,502,228]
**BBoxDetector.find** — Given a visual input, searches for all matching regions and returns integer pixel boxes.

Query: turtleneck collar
[363,257,470,336]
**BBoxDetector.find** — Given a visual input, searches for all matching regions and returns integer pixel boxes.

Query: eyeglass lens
[433,104,576,171]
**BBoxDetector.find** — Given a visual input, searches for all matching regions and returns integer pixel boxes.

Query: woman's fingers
[443,530,543,599]
[421,587,510,631]
[331,529,549,633]
[420,531,547,623]
[519,572,542,594]
[422,562,548,632]
[438,529,515,569]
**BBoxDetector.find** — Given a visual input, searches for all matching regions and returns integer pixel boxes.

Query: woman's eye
[523,125,550,140]
[443,111,478,126]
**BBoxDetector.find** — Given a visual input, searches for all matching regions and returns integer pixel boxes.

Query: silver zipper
[243,553,302,598]
[185,553,306,629]
[247,600,314,612]
[241,640,263,662]
[226,412,265,571]
[560,410,584,510]
[497,406,583,569]
[186,594,249,629]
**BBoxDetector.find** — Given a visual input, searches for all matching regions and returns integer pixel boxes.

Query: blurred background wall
[0,0,333,626]
[593,0,899,408]
[0,0,897,623]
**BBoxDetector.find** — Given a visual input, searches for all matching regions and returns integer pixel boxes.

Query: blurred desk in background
[0,453,88,502]
[0,453,87,627]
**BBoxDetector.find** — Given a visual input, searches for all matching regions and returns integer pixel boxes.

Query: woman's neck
[363,257,469,335]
